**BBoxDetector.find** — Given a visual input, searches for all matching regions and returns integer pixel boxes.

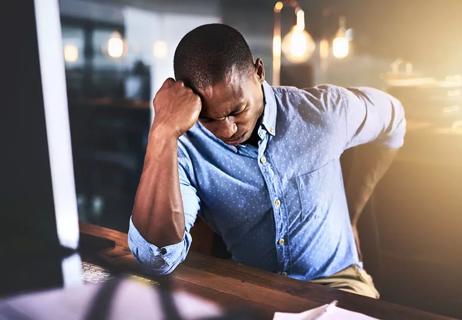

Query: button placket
[257,132,286,268]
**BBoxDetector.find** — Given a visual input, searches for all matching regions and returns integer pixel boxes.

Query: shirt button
[274,198,281,208]
[260,156,267,164]
[278,238,285,246]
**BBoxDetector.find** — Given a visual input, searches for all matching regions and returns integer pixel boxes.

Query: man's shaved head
[173,23,254,91]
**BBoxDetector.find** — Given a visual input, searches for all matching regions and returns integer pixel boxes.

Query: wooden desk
[79,223,456,320]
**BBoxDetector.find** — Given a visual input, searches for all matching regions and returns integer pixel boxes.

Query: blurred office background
[58,0,462,318]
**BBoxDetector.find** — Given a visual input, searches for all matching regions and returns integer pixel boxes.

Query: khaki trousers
[310,265,380,299]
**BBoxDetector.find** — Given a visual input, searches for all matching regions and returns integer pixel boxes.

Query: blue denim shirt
[128,81,406,279]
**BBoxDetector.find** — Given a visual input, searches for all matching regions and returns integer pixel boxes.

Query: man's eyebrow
[230,103,244,114]
[199,111,222,121]
[219,105,242,118]
[199,114,214,120]
[199,103,244,121]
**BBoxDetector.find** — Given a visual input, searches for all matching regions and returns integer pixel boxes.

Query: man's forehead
[199,75,246,118]
[200,97,245,119]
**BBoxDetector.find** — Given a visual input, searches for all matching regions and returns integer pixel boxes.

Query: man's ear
[254,58,265,83]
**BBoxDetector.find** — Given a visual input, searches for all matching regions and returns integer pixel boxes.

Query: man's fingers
[160,77,176,89]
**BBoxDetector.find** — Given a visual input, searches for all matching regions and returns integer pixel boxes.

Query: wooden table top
[79,222,456,320]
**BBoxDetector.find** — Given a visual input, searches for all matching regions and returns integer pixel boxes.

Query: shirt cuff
[128,216,188,268]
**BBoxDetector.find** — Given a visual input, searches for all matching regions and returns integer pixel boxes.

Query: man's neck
[245,116,262,148]
[245,84,265,148]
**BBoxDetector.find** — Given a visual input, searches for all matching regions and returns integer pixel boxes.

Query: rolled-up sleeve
[127,145,200,276]
[128,216,191,275]
[339,86,406,150]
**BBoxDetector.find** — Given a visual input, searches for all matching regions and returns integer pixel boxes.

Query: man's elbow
[383,96,406,149]
[128,241,181,276]
[127,223,189,277]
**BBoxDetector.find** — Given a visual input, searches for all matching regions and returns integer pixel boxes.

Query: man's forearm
[132,127,185,247]
[344,143,399,226]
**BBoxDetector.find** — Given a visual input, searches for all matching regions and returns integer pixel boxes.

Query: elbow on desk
[127,221,188,276]
[128,238,180,276]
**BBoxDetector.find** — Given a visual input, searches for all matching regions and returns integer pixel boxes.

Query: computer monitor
[1,0,79,257]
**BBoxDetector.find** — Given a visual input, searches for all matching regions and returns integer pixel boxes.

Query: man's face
[197,60,265,145]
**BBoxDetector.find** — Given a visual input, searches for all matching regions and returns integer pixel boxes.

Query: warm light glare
[282,26,316,63]
[333,36,349,59]
[107,32,124,59]
[153,40,168,59]
[272,2,315,84]
[274,1,283,12]
[319,39,330,59]
[296,9,305,30]
[333,16,351,59]
[63,44,79,63]
[273,35,281,53]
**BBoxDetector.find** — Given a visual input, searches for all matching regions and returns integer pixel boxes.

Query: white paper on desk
[273,303,380,320]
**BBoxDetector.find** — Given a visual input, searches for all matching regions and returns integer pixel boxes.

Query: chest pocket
[199,172,270,232]
[295,160,338,220]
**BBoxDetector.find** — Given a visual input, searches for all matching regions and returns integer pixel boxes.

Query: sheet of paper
[274,303,380,320]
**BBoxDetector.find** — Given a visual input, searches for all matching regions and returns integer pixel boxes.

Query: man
[128,24,405,299]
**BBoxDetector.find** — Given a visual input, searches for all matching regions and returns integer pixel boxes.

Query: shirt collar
[261,81,277,136]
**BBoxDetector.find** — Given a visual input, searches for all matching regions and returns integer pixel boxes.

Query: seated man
[128,24,405,299]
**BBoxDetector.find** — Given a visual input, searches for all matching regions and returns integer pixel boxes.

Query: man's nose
[217,117,237,139]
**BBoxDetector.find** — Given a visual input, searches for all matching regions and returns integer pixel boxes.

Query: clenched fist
[151,78,202,138]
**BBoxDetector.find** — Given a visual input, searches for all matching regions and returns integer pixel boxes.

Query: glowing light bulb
[272,5,316,85]
[332,16,351,59]
[333,37,349,59]
[107,32,124,59]
[281,9,316,63]
[63,44,79,63]
[282,26,316,63]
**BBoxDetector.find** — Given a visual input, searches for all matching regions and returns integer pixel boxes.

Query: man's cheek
[200,122,217,135]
